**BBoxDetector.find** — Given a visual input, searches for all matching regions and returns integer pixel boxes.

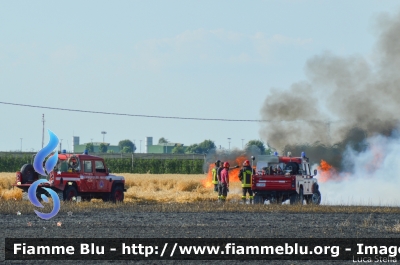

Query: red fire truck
[252,152,321,205]
[13,152,126,202]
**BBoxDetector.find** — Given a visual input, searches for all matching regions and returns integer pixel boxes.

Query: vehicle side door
[82,160,96,190]
[94,160,109,191]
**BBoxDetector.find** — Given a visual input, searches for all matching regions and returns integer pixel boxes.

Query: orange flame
[230,156,248,182]
[201,164,214,188]
[317,159,340,182]
[201,156,251,188]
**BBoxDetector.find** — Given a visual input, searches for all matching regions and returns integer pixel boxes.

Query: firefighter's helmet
[223,162,230,168]
[215,160,221,166]
[243,160,250,166]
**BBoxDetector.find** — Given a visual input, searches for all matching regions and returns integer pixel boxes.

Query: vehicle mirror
[314,169,317,176]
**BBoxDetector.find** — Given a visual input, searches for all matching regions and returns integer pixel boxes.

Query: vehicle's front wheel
[110,186,124,203]
[310,190,322,205]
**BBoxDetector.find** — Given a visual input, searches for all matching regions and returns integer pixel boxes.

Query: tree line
[161,138,272,155]
[0,155,203,174]
[83,137,271,155]
[85,139,136,154]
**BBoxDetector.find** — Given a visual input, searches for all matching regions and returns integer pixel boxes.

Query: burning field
[201,155,248,188]
[0,172,247,204]
[310,134,400,206]
[0,156,251,205]
[3,165,400,264]
[253,10,400,207]
[3,137,400,207]
[3,131,400,208]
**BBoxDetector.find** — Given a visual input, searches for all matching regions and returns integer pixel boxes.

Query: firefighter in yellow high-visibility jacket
[211,160,221,192]
[238,160,256,204]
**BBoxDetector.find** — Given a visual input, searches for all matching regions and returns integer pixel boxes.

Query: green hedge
[104,158,203,174]
[0,155,32,172]
[0,155,204,174]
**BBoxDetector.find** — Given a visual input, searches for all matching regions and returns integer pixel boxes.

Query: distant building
[72,137,121,153]
[146,137,153,153]
[147,143,186,154]
[146,137,186,154]
[72,136,186,154]
[74,142,120,153]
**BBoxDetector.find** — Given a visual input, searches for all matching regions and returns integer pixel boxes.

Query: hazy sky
[1,0,399,152]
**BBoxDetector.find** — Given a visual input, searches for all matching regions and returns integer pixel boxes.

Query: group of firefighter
[211,159,256,203]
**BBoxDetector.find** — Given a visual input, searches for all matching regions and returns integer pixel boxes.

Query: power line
[0,101,340,123]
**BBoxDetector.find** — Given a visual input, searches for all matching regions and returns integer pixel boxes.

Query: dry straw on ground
[2,172,400,215]
[123,173,246,203]
[0,172,245,203]
[0,173,22,200]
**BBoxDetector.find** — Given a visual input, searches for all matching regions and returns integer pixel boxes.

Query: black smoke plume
[260,11,400,170]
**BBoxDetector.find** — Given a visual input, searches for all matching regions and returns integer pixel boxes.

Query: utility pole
[42,114,45,148]
[101,131,107,143]
[60,139,63,152]
[228,138,231,150]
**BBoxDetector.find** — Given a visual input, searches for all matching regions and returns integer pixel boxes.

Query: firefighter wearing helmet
[238,159,256,204]
[217,161,225,200]
[211,160,221,192]
[219,162,230,202]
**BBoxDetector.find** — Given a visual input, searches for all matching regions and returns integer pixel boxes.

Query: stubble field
[0,172,240,203]
[1,172,400,264]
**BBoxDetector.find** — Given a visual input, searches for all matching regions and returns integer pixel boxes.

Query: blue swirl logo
[28,129,61,220]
